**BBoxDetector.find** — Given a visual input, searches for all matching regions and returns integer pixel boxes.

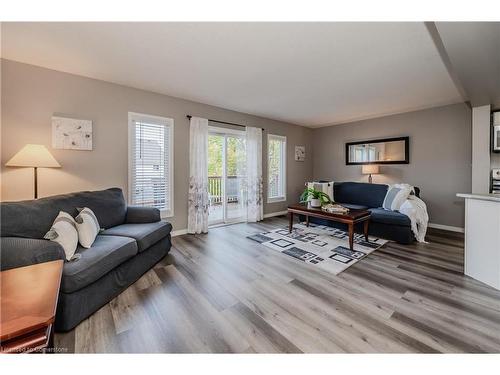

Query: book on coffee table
[321,204,349,214]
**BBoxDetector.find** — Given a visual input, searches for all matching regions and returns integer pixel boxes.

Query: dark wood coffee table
[1,260,63,353]
[288,204,371,250]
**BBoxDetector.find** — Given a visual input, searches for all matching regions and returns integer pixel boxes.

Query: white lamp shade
[362,164,380,175]
[5,144,61,168]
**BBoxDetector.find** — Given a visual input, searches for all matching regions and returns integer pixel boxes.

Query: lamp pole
[34,167,38,199]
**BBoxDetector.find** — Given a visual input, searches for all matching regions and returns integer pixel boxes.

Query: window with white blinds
[267,134,287,203]
[128,112,174,217]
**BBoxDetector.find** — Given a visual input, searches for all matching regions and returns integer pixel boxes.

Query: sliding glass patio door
[208,127,246,225]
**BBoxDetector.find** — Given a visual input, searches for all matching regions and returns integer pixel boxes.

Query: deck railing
[208,175,245,205]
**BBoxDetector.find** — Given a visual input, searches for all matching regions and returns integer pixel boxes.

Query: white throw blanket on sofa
[392,184,429,243]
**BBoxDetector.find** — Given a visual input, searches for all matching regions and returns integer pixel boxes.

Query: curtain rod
[186,115,264,130]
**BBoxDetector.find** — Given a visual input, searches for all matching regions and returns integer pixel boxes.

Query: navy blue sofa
[304,182,420,244]
[0,188,172,332]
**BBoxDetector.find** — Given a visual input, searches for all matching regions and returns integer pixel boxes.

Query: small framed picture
[52,116,93,150]
[295,146,305,161]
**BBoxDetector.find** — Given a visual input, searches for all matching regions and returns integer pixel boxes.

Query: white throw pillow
[75,207,101,248]
[44,211,79,261]
[383,184,413,211]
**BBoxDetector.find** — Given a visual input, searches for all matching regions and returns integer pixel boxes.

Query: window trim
[128,112,174,218]
[267,134,287,204]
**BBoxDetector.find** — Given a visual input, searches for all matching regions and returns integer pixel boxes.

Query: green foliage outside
[267,138,284,197]
[208,135,246,176]
[208,135,223,176]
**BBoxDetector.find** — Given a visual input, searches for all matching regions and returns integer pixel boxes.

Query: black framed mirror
[345,136,409,165]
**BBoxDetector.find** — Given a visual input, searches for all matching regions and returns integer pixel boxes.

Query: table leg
[306,215,309,227]
[363,220,369,242]
[289,212,293,233]
[348,223,354,250]
[47,324,54,353]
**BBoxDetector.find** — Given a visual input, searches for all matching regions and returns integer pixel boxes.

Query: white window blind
[128,112,174,216]
[267,134,286,203]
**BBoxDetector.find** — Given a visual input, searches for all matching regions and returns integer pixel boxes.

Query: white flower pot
[310,198,322,208]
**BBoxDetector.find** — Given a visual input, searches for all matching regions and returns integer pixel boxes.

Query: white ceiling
[1,22,464,127]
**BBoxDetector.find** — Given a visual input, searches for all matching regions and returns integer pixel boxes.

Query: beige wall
[312,103,472,228]
[1,59,314,230]
[1,59,474,230]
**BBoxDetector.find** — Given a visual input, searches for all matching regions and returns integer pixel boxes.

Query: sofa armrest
[125,206,161,224]
[0,237,65,271]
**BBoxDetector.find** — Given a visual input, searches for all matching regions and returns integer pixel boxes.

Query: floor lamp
[5,144,61,199]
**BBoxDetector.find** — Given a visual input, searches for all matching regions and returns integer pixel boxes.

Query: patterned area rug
[247,222,388,275]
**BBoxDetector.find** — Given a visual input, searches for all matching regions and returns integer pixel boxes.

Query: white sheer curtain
[188,117,209,234]
[246,126,263,222]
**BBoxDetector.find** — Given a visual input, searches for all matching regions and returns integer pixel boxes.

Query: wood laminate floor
[54,217,500,353]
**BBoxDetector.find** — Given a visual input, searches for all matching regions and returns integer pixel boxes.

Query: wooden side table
[1,260,63,353]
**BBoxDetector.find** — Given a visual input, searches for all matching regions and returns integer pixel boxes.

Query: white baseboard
[173,221,463,236]
[172,213,287,236]
[263,210,288,219]
[171,229,188,237]
[428,223,464,233]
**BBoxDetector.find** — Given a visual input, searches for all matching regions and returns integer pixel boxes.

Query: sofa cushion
[125,206,161,224]
[334,182,388,208]
[101,221,172,252]
[368,208,411,226]
[61,235,137,293]
[0,188,127,239]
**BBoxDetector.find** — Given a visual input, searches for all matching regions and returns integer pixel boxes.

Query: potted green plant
[300,187,331,207]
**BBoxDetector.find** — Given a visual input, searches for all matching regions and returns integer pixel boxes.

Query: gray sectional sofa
[0,188,172,332]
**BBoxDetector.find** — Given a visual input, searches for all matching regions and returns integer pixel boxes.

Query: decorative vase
[310,198,321,208]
